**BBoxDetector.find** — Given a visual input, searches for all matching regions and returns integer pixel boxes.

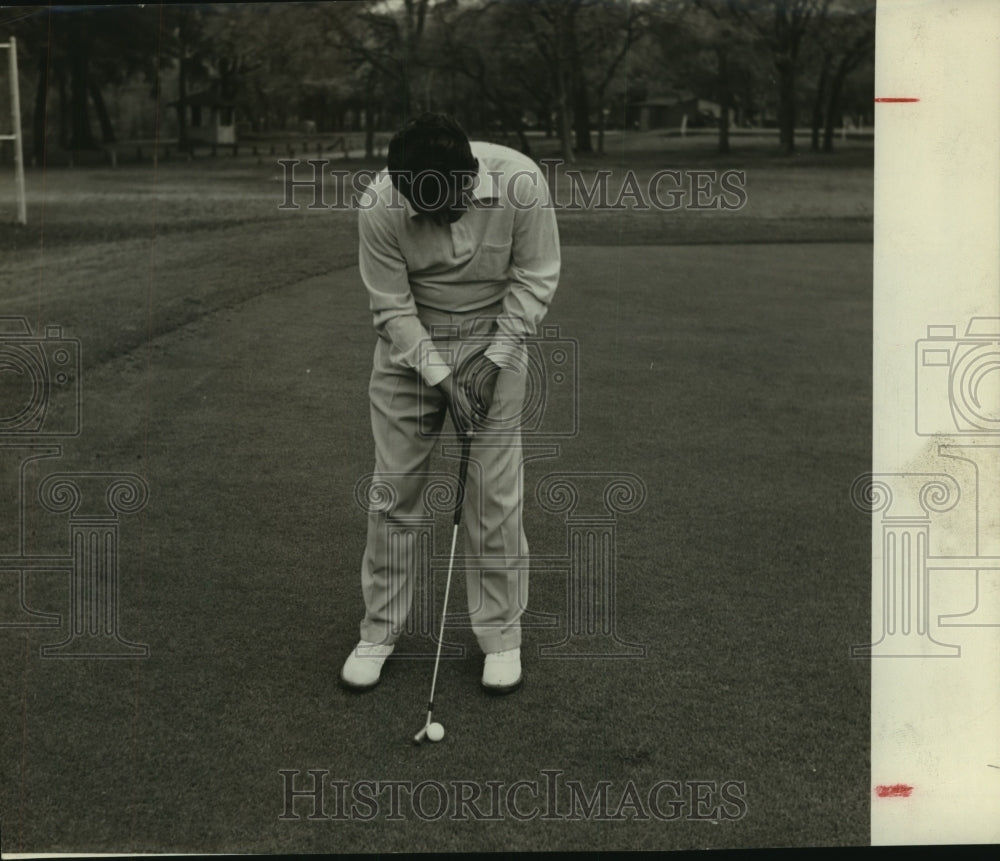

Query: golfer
[341,113,560,694]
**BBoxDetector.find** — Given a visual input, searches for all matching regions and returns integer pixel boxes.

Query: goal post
[0,36,27,225]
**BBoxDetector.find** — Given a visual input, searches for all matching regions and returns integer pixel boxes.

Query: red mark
[874,98,920,103]
[875,784,914,798]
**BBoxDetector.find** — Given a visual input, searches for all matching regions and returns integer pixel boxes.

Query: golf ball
[427,722,445,742]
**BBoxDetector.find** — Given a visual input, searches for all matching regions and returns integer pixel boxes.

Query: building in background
[627,92,740,131]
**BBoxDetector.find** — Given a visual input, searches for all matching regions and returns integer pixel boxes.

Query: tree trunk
[33,58,49,164]
[516,120,532,156]
[823,61,849,153]
[596,99,606,156]
[776,59,796,155]
[552,10,574,164]
[69,41,95,150]
[811,54,830,152]
[56,65,69,149]
[571,76,591,154]
[717,47,731,156]
[89,78,115,144]
[569,27,592,154]
[177,55,189,152]
[364,85,375,159]
[423,68,433,113]
[398,69,412,120]
[554,62,574,163]
[557,87,574,161]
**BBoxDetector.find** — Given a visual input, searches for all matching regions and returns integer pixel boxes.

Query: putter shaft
[412,433,471,745]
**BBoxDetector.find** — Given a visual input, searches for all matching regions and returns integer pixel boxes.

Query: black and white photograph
[0,0,995,854]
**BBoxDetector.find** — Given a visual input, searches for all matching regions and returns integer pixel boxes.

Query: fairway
[0,217,871,850]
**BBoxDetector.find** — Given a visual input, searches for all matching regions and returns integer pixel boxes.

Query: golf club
[412,427,473,745]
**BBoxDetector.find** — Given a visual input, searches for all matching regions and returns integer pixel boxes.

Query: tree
[3,5,166,154]
[428,0,550,154]
[323,0,435,125]
[575,0,650,155]
[167,5,210,152]
[663,0,764,154]
[645,1,775,153]
[514,0,580,162]
[805,0,874,152]
[0,5,55,162]
[63,7,164,148]
[728,0,823,154]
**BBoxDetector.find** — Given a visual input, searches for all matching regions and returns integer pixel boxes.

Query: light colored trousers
[358,303,529,654]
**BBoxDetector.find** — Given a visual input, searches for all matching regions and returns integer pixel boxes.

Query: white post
[7,37,26,225]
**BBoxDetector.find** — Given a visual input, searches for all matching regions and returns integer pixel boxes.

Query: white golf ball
[427,722,445,742]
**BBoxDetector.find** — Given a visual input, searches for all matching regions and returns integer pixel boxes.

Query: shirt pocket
[474,241,512,280]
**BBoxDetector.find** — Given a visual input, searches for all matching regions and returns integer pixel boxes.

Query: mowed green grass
[0,147,871,853]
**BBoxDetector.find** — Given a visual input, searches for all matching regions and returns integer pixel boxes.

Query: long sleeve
[484,170,561,369]
[358,204,452,387]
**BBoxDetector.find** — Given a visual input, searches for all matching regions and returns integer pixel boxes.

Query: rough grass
[0,130,872,250]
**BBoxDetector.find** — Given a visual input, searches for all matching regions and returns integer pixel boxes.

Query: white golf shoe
[481,647,522,694]
[340,640,395,691]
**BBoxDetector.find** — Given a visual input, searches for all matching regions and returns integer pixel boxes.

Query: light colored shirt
[358,141,561,387]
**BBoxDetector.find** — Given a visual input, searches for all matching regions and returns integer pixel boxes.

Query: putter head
[412,726,428,745]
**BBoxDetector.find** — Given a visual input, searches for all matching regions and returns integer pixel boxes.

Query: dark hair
[387,113,477,216]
